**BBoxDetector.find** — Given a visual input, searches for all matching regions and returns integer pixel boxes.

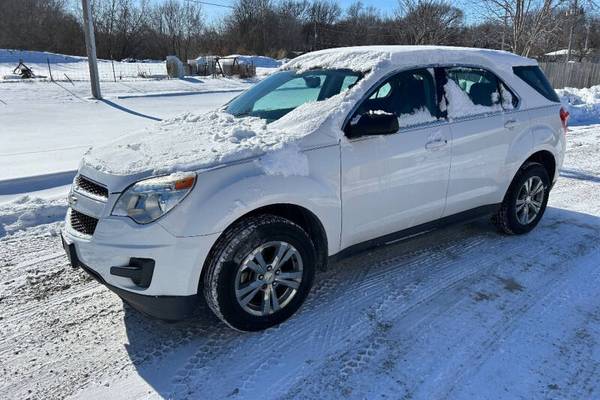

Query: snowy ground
[0,78,249,193]
[1,122,600,399]
[2,56,600,398]
[0,49,284,191]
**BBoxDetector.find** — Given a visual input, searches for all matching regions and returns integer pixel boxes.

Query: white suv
[61,46,567,331]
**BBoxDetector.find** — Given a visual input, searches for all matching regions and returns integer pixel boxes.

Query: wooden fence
[539,62,600,89]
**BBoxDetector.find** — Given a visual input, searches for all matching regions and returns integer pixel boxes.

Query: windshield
[225,69,362,122]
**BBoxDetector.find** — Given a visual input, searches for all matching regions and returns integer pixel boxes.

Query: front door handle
[425,139,447,150]
[504,119,518,129]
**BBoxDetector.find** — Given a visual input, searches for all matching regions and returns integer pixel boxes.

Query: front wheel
[494,162,550,235]
[203,214,316,331]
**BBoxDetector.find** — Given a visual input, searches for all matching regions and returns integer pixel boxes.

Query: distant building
[542,48,600,63]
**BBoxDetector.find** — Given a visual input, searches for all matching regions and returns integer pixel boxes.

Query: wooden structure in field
[186,56,257,78]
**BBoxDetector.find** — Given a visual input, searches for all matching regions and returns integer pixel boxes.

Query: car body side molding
[330,203,501,262]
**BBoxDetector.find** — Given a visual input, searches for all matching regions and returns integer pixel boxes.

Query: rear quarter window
[513,66,560,103]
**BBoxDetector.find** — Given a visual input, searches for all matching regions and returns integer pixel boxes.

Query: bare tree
[564,0,599,61]
[5,0,598,62]
[93,0,151,60]
[306,0,341,49]
[149,0,203,60]
[226,0,277,54]
[0,0,84,55]
[396,0,464,45]
[479,0,566,56]
[337,1,382,46]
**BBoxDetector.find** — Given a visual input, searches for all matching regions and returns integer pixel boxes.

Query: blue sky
[198,0,478,25]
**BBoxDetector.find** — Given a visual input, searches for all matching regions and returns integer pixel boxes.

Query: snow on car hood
[82,112,289,176]
[81,94,346,176]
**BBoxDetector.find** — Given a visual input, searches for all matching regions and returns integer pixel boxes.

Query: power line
[185,0,234,9]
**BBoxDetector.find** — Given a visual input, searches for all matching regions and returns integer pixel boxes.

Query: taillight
[560,107,570,134]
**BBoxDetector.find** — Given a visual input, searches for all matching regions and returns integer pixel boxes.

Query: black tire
[494,162,550,235]
[203,214,316,331]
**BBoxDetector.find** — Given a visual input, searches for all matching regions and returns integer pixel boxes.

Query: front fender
[158,145,341,255]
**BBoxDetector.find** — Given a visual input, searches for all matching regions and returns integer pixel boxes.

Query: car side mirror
[345,112,399,139]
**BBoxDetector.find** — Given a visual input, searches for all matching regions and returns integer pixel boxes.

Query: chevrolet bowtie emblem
[68,194,78,207]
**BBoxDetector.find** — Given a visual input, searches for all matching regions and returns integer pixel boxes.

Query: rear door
[441,66,528,216]
[341,68,451,248]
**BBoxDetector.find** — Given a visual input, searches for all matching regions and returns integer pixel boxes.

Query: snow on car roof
[282,46,537,73]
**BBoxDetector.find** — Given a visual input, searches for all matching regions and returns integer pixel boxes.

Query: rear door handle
[504,119,518,129]
[425,139,447,150]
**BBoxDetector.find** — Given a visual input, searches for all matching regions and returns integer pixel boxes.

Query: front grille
[69,209,99,236]
[75,175,108,199]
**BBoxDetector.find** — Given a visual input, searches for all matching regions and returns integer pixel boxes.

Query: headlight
[112,172,196,224]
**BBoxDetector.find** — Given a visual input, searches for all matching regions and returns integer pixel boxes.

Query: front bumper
[62,212,220,320]
[62,235,199,320]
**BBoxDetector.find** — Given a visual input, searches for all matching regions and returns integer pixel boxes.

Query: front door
[341,68,451,249]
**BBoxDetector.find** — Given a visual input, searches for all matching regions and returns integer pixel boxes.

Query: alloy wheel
[515,176,545,225]
[234,241,303,316]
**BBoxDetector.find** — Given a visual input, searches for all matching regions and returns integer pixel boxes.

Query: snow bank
[1,48,166,81]
[0,195,66,238]
[0,49,83,64]
[557,85,600,125]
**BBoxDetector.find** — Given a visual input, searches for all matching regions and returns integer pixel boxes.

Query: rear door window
[443,67,517,117]
[513,66,560,103]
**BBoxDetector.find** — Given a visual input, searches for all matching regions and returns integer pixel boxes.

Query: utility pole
[82,0,101,99]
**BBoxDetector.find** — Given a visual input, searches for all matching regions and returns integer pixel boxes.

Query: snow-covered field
[1,49,168,81]
[0,78,250,185]
[2,49,600,398]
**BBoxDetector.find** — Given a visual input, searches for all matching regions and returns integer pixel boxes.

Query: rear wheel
[203,214,316,331]
[494,162,550,235]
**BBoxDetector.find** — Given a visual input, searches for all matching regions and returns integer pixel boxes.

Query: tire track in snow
[275,215,600,399]
[165,228,491,398]
[177,225,513,398]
